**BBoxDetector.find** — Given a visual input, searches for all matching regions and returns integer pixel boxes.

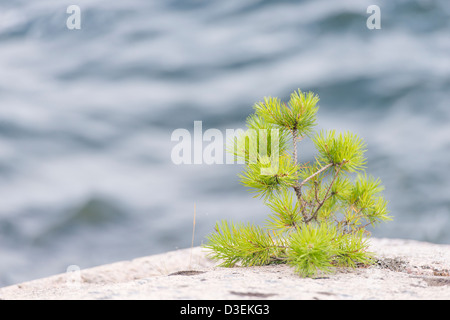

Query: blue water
[0,0,449,287]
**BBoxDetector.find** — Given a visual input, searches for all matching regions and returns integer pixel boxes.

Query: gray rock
[0,238,449,300]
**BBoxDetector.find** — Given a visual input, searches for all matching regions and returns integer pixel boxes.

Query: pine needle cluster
[203,89,391,277]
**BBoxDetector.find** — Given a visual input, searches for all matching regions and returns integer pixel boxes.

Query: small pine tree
[203,89,392,277]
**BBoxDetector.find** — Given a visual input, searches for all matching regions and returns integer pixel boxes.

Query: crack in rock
[168,270,206,276]
[229,291,277,298]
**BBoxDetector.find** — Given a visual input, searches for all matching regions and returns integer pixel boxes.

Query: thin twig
[299,163,333,188]
[292,127,305,208]
[292,128,298,166]
[189,203,196,269]
[314,181,320,203]
[305,165,342,223]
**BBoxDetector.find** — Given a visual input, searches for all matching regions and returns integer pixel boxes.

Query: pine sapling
[203,89,392,277]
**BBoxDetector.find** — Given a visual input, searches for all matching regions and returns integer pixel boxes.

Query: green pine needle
[265,189,302,232]
[254,90,319,135]
[287,223,337,277]
[312,130,367,172]
[204,220,285,267]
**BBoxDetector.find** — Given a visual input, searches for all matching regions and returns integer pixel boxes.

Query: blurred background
[0,0,449,287]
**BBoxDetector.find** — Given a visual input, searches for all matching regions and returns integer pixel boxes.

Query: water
[0,0,449,287]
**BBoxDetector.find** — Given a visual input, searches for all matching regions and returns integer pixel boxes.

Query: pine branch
[305,164,343,223]
[298,163,333,188]
[292,128,298,166]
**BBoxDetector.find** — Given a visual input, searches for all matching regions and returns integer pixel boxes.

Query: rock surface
[1,238,449,300]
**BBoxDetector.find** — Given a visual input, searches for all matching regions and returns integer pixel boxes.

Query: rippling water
[0,0,449,286]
